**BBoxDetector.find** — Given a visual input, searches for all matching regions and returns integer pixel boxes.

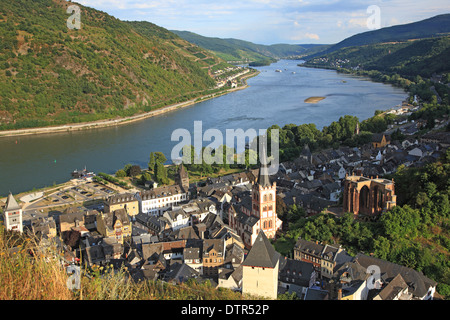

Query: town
[1,101,448,300]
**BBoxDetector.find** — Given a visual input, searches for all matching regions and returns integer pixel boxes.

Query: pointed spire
[5,193,21,212]
[257,136,271,188]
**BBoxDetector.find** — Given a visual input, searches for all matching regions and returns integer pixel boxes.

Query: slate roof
[202,239,224,257]
[140,184,185,200]
[102,208,130,231]
[278,256,314,287]
[106,193,137,205]
[5,193,20,211]
[354,253,437,298]
[183,247,201,260]
[169,226,199,240]
[304,288,328,300]
[164,261,199,283]
[294,238,325,257]
[242,231,280,268]
[376,273,409,300]
[333,261,369,283]
[59,209,85,225]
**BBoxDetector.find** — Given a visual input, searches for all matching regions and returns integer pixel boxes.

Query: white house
[162,209,190,231]
[138,184,188,216]
[183,247,203,274]
[338,166,346,180]
[162,198,218,231]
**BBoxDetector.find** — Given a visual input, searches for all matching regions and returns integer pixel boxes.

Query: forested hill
[0,0,222,130]
[305,14,450,59]
[304,36,450,79]
[172,30,329,61]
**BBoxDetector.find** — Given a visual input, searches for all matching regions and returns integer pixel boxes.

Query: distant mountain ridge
[304,36,450,79]
[305,13,450,59]
[171,30,329,61]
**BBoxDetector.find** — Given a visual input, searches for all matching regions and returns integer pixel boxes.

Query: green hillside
[172,30,328,62]
[304,36,450,79]
[305,14,450,59]
[0,0,224,130]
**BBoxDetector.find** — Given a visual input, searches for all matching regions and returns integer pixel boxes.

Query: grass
[0,223,73,300]
[0,223,253,300]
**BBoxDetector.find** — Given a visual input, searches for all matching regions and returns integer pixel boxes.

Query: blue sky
[77,0,450,44]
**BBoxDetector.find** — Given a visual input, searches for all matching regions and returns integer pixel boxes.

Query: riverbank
[0,71,260,138]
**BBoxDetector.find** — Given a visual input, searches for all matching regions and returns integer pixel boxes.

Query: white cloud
[290,32,320,41]
[304,32,320,40]
[76,0,450,44]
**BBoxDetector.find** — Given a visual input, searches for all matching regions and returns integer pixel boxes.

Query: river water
[0,60,408,196]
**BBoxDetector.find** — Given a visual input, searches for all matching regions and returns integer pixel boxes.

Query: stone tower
[178,163,189,193]
[3,193,23,233]
[242,230,280,299]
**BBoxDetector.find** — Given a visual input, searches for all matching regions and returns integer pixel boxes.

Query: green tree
[129,165,141,177]
[154,152,167,165]
[373,236,391,260]
[148,152,156,172]
[381,205,421,240]
[155,161,169,185]
[115,169,126,178]
[139,172,152,185]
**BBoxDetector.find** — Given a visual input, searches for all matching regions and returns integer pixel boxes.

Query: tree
[154,152,167,165]
[381,205,421,240]
[155,161,169,185]
[115,169,126,178]
[373,236,391,260]
[148,152,156,172]
[129,165,141,177]
[123,164,132,176]
[139,172,152,185]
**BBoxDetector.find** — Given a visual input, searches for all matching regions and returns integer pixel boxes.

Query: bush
[115,169,126,178]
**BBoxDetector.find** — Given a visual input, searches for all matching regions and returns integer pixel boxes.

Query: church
[228,143,283,249]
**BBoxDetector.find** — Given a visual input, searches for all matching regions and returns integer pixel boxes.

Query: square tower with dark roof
[3,193,23,233]
[242,230,280,299]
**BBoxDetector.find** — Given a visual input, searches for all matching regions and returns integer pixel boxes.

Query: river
[0,60,408,196]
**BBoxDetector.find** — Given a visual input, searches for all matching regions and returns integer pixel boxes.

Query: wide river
[0,60,408,196]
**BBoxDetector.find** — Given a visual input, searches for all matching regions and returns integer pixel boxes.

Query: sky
[77,0,450,45]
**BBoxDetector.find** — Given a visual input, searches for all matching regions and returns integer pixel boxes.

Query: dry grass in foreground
[0,223,252,300]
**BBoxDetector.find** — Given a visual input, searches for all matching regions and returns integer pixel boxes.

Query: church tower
[252,138,279,239]
[3,193,23,233]
[178,163,189,193]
